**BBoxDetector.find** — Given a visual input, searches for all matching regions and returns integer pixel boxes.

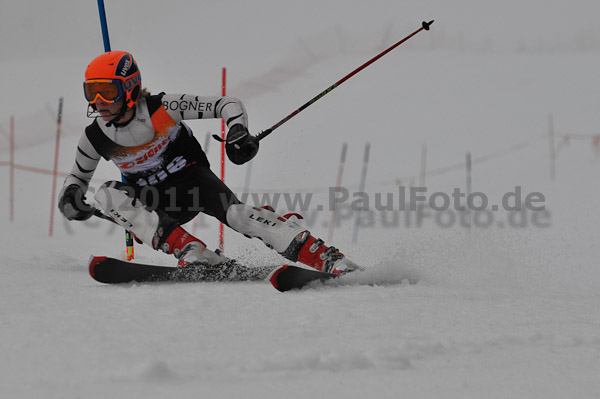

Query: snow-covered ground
[2,1,600,398]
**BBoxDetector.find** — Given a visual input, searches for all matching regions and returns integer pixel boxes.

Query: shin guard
[94,181,178,251]
[225,204,306,253]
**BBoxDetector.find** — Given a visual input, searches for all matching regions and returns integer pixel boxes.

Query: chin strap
[105,102,129,127]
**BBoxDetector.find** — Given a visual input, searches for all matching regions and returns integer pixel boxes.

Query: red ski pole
[214,20,433,144]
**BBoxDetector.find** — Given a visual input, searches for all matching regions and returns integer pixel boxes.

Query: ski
[89,256,278,284]
[90,256,346,290]
[269,264,339,292]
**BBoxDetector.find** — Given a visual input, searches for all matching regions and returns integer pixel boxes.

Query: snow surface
[2,1,600,398]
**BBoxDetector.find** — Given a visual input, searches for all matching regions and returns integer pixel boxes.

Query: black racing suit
[61,93,247,224]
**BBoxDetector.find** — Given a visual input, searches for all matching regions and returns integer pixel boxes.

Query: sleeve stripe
[227,113,244,126]
[76,160,95,174]
[67,174,89,186]
[218,101,236,115]
[214,98,222,118]
[77,146,100,161]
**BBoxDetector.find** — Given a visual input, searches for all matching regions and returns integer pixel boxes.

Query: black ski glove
[58,184,94,221]
[225,124,259,165]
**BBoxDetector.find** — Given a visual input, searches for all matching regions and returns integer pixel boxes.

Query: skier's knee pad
[225,204,306,253]
[94,181,177,248]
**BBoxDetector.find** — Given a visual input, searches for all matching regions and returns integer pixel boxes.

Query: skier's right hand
[58,184,94,221]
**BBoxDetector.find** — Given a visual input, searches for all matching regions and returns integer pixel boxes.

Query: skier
[58,51,362,275]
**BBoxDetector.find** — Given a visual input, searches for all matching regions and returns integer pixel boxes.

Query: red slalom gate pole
[49,97,63,236]
[9,116,14,221]
[352,142,371,243]
[328,143,348,243]
[219,67,226,253]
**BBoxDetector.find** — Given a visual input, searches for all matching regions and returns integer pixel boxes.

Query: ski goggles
[83,79,124,104]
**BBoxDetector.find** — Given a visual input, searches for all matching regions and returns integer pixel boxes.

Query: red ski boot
[283,231,363,274]
[158,226,227,267]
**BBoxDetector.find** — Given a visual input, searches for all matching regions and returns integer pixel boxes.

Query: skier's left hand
[225,124,259,165]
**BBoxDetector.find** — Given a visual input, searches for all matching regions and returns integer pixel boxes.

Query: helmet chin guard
[85,100,130,127]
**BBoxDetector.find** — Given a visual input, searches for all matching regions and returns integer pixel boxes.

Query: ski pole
[94,208,114,222]
[93,208,144,244]
[214,20,433,144]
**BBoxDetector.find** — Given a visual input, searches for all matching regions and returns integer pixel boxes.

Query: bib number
[136,156,187,186]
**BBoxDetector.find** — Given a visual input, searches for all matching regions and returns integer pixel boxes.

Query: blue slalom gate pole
[97,0,111,52]
[96,0,135,260]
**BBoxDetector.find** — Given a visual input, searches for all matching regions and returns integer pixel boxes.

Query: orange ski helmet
[83,51,142,111]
